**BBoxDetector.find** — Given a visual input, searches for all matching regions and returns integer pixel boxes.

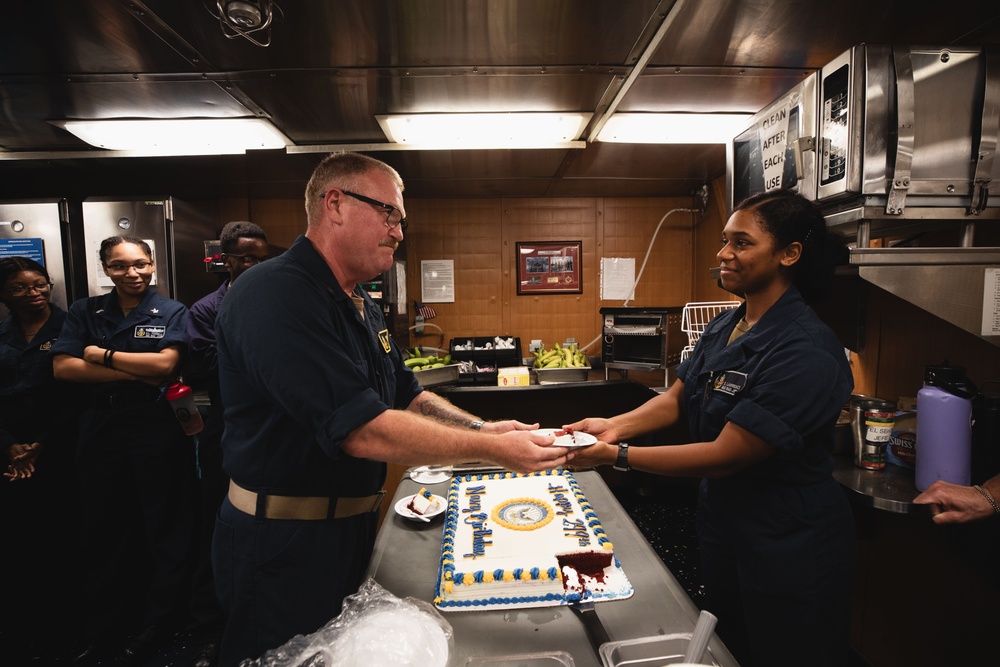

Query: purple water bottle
[915,363,976,491]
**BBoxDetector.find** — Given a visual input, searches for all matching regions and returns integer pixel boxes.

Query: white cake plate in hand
[531,428,598,448]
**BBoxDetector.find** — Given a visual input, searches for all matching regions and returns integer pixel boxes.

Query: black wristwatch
[470,420,485,431]
[613,443,630,472]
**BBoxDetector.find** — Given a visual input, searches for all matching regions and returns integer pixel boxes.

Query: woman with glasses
[1,256,85,662]
[52,236,196,667]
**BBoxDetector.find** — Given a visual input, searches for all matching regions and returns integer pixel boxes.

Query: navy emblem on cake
[492,498,554,531]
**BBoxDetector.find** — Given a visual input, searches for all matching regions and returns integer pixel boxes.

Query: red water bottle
[165,382,205,436]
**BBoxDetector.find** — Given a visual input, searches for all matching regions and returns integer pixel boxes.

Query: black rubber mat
[611,478,706,607]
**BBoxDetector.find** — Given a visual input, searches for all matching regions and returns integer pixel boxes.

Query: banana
[531,342,592,369]
[404,357,429,368]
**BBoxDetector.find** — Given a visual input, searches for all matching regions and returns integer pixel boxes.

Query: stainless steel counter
[833,456,919,513]
[366,470,740,667]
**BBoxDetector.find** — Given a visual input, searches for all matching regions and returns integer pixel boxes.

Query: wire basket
[680,301,741,352]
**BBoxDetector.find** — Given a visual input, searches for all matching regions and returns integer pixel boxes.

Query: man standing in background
[184,221,269,667]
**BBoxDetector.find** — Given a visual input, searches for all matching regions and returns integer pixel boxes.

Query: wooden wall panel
[403,199,505,351]
[236,176,1000,400]
[401,196,701,358]
[502,197,600,352]
[600,197,695,309]
[218,198,250,233]
[855,285,1000,402]
[245,199,307,248]
[692,178,738,303]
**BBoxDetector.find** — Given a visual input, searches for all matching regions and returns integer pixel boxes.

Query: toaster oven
[600,307,684,383]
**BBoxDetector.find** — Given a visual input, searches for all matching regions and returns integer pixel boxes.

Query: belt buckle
[368,490,387,513]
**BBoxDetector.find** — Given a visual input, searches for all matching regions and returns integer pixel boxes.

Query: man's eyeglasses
[6,282,53,297]
[104,261,153,275]
[329,189,407,231]
[226,254,269,266]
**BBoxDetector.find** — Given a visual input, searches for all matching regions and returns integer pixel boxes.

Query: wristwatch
[470,420,485,431]
[613,443,630,472]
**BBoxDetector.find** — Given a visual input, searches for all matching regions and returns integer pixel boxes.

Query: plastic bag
[241,579,454,667]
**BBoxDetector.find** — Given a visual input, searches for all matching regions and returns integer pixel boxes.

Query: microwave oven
[728,44,999,216]
[727,72,818,210]
[816,44,998,214]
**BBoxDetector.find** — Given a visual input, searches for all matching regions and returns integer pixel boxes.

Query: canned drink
[851,395,896,470]
[857,408,896,470]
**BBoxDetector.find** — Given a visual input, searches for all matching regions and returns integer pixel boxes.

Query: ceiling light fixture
[50,118,290,155]
[596,113,753,144]
[376,113,591,150]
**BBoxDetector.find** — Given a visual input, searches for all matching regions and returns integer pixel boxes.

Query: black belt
[89,388,161,410]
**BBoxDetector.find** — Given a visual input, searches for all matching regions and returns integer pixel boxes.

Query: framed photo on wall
[516,240,582,295]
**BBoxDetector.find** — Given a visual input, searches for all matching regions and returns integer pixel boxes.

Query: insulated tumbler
[916,363,976,491]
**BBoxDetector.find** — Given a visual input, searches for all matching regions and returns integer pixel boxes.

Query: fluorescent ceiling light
[50,118,289,155]
[377,113,590,149]
[597,113,753,144]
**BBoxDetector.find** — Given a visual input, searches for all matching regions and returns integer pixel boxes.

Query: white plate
[395,493,446,521]
[409,466,451,484]
[531,428,598,448]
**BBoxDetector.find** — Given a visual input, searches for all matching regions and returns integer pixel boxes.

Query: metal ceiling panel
[1,1,194,74]
[238,67,622,145]
[0,0,998,199]
[614,66,813,113]
[563,143,725,183]
[374,148,576,197]
[142,0,668,70]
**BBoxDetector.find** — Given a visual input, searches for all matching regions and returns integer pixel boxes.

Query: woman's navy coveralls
[51,288,195,636]
[0,305,84,637]
[676,287,856,667]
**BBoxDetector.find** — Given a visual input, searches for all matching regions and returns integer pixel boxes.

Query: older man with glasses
[211,152,570,666]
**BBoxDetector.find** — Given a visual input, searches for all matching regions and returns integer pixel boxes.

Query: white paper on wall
[982,267,1000,336]
[600,257,636,301]
[421,259,455,303]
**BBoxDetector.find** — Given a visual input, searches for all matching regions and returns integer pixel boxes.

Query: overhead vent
[207,0,281,47]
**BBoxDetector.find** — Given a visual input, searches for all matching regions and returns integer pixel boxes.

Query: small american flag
[415,300,437,320]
